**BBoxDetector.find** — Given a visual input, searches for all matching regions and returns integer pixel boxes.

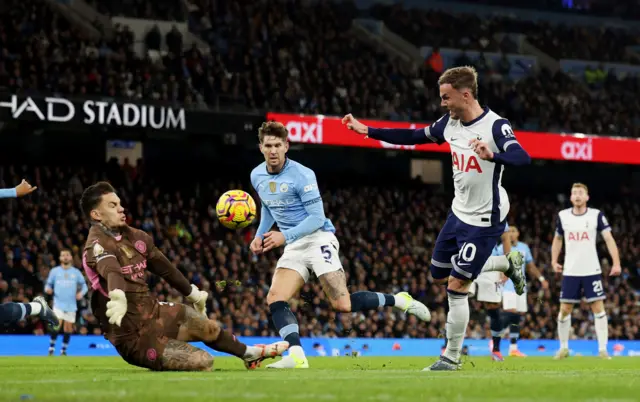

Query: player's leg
[485,302,504,361]
[314,233,431,321]
[429,212,460,352]
[473,272,504,360]
[49,321,62,356]
[60,317,75,356]
[265,266,307,368]
[160,339,214,371]
[0,297,58,331]
[503,292,526,357]
[585,275,609,359]
[555,275,580,359]
[175,305,288,369]
[425,221,503,371]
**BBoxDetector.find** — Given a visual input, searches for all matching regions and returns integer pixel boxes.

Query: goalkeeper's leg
[175,305,288,369]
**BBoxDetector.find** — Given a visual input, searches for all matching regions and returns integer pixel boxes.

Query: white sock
[558,312,571,350]
[393,294,408,310]
[288,345,305,358]
[480,255,509,274]
[443,291,469,363]
[29,302,42,316]
[594,312,608,352]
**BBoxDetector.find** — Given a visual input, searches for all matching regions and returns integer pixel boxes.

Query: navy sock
[350,292,394,312]
[62,333,71,353]
[269,301,301,347]
[488,309,502,352]
[508,313,521,343]
[0,302,28,325]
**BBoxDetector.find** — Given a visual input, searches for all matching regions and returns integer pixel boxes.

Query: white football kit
[556,208,611,303]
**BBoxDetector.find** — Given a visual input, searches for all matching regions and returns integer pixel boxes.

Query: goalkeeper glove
[106,289,128,327]
[186,284,208,317]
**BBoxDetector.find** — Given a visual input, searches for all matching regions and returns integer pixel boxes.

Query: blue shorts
[430,210,506,281]
[560,274,606,303]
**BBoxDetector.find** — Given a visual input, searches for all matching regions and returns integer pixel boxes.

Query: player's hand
[250,237,264,255]
[500,273,508,283]
[609,264,622,277]
[263,231,286,252]
[76,292,83,300]
[15,179,37,197]
[540,279,549,290]
[45,288,53,295]
[106,289,128,327]
[186,284,208,317]
[552,262,563,273]
[469,139,494,161]
[341,114,368,135]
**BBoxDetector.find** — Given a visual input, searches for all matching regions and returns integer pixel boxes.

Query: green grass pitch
[1,356,638,402]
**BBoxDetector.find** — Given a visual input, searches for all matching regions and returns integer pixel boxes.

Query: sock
[61,333,71,354]
[443,290,469,363]
[509,312,521,344]
[350,292,395,311]
[49,332,58,353]
[480,256,509,274]
[488,309,502,352]
[594,312,608,352]
[205,330,247,358]
[29,302,42,316]
[269,301,302,347]
[0,303,28,324]
[557,312,571,350]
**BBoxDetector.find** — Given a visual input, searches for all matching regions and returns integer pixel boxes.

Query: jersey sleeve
[136,229,192,296]
[76,268,89,296]
[297,168,321,205]
[491,119,519,152]
[45,268,56,291]
[555,214,564,236]
[597,211,611,233]
[424,114,449,145]
[87,241,126,292]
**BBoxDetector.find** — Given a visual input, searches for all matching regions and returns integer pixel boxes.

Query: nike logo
[450,138,458,142]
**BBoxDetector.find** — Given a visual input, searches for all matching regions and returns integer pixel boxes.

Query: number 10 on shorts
[458,242,477,262]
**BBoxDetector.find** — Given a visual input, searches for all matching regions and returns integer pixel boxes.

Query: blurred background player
[469,224,511,361]
[343,66,529,371]
[552,183,621,360]
[45,249,88,356]
[0,179,58,331]
[498,226,548,357]
[250,121,431,369]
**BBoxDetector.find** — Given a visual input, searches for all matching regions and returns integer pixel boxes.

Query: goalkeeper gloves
[106,289,128,327]
[186,284,208,317]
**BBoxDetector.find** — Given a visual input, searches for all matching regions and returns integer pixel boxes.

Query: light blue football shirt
[45,266,88,312]
[495,241,533,293]
[250,158,335,244]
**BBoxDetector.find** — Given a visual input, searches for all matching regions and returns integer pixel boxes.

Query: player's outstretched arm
[601,231,621,276]
[0,179,37,198]
[342,113,445,145]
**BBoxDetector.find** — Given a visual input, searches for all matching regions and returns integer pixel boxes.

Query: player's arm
[255,201,276,240]
[89,243,128,326]
[488,119,531,166]
[263,170,326,252]
[77,269,89,298]
[598,212,621,276]
[342,113,447,145]
[551,215,564,273]
[143,234,209,314]
[0,179,37,198]
[44,269,55,295]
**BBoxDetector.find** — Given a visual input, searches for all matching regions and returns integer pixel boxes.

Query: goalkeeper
[80,181,288,371]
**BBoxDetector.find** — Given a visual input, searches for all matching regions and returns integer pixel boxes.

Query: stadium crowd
[1,0,640,136]
[1,162,638,342]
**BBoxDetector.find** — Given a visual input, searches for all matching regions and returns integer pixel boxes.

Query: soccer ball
[216,190,257,230]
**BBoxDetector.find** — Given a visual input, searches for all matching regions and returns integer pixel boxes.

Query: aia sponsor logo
[452,151,483,173]
[567,231,590,241]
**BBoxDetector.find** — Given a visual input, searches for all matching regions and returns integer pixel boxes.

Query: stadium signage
[0,94,186,131]
[268,112,640,165]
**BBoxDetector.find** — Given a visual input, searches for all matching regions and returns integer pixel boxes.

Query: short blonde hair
[438,66,479,99]
[572,182,589,194]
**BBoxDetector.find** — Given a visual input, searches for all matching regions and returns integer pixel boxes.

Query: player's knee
[202,320,221,343]
[196,351,214,372]
[266,289,288,305]
[590,301,605,314]
[558,305,572,319]
[447,276,471,293]
[330,297,351,313]
[433,277,448,285]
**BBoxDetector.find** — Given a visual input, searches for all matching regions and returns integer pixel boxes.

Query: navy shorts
[430,210,506,281]
[560,274,606,303]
